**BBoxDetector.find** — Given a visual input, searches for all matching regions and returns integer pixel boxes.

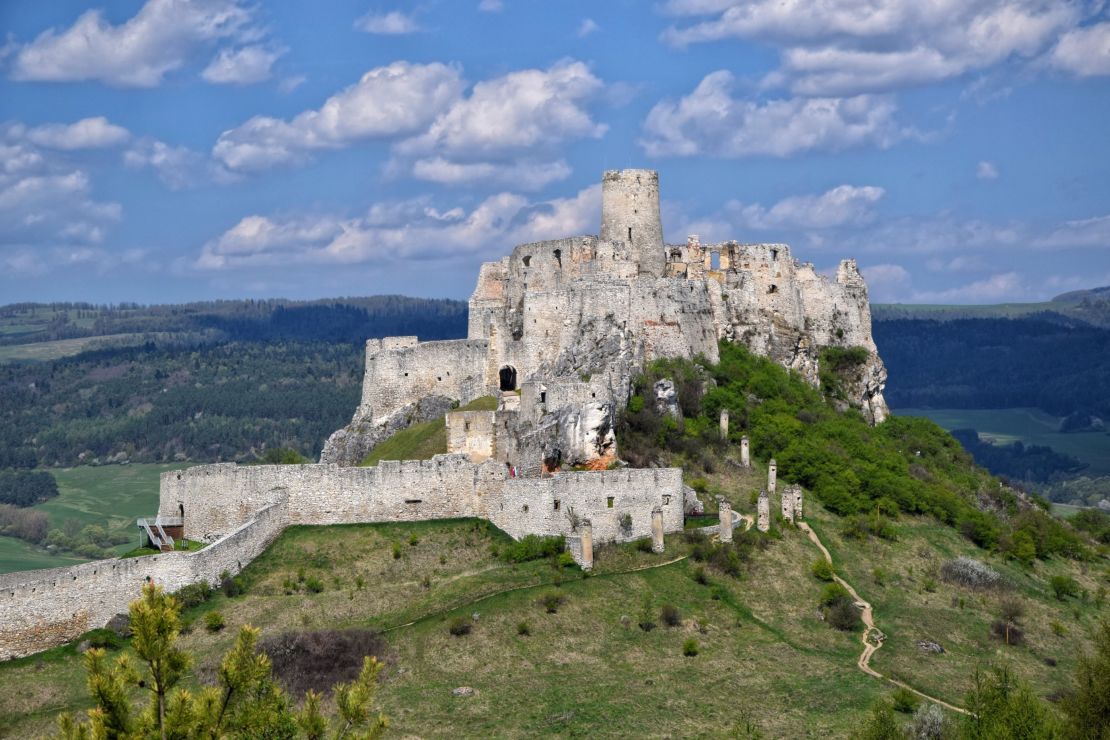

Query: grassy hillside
[872,285,1110,327]
[1,508,1103,737]
[359,396,499,466]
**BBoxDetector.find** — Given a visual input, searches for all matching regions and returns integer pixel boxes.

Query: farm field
[0,463,188,575]
[897,407,1110,476]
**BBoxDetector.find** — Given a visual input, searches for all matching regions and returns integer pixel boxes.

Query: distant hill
[872,285,1110,328]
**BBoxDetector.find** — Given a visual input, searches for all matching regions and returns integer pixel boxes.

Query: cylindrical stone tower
[757,490,770,532]
[719,409,729,441]
[768,458,777,496]
[718,499,733,543]
[651,508,665,553]
[740,436,750,467]
[600,169,665,278]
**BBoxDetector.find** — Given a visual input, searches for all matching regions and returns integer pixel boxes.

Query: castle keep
[0,170,886,659]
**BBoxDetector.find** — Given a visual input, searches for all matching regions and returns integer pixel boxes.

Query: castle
[0,170,886,659]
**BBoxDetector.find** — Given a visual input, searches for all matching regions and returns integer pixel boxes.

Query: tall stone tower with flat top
[600,169,665,278]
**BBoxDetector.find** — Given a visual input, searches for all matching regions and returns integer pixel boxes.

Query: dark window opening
[606,496,614,508]
[540,391,546,404]
[553,249,562,268]
[628,227,633,242]
[178,503,184,518]
[499,365,517,391]
[522,255,531,267]
[771,248,778,261]
[553,500,560,511]
[404,499,423,504]
[523,504,529,513]
[769,284,778,294]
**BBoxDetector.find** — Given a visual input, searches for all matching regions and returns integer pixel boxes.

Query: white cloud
[861,263,911,301]
[201,45,283,85]
[196,184,601,269]
[729,184,885,230]
[661,0,1087,95]
[910,272,1025,303]
[976,160,999,179]
[1036,214,1110,248]
[0,157,122,248]
[398,60,606,159]
[578,19,600,38]
[355,11,421,35]
[10,0,259,87]
[1050,22,1110,76]
[640,71,909,157]
[23,117,131,150]
[213,61,465,171]
[478,0,504,12]
[926,255,987,272]
[278,75,306,93]
[410,158,572,190]
[124,138,234,189]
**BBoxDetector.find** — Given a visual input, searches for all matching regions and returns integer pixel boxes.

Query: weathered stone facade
[757,490,770,532]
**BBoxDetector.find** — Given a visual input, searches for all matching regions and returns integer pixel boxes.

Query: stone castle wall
[357,337,489,423]
[0,502,285,661]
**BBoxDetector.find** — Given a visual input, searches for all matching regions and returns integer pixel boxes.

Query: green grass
[0,334,154,363]
[0,463,188,575]
[898,407,1110,476]
[120,539,207,558]
[360,396,498,466]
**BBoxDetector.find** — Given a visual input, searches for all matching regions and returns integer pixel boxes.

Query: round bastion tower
[600,169,665,278]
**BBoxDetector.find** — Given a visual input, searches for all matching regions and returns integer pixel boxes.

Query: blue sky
[1,0,1108,305]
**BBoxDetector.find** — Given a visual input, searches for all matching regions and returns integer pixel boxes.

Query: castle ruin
[0,169,884,659]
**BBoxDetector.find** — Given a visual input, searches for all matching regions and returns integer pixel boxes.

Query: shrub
[1050,574,1080,601]
[921,577,938,593]
[682,638,699,657]
[516,622,531,636]
[872,568,887,586]
[811,559,835,581]
[891,686,920,714]
[1051,620,1067,637]
[991,619,1024,646]
[408,534,419,546]
[692,566,709,585]
[304,575,324,594]
[204,611,226,633]
[638,599,656,632]
[220,574,245,598]
[502,535,565,563]
[80,628,123,651]
[820,582,852,607]
[391,542,402,560]
[556,551,577,568]
[635,538,654,553]
[539,591,565,614]
[355,575,365,590]
[260,628,388,697]
[660,604,682,627]
[940,556,1002,590]
[174,581,213,609]
[448,617,472,637]
[826,599,862,631]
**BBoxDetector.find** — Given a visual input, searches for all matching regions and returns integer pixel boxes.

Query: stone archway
[499,365,517,392]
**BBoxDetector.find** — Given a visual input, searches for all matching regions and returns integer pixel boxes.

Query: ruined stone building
[1,169,883,659]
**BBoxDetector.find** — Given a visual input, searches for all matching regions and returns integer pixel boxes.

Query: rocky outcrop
[320,395,456,466]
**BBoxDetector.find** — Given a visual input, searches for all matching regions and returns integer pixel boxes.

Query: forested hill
[0,295,468,346]
[0,297,469,469]
[873,316,1110,421]
[872,285,1110,328]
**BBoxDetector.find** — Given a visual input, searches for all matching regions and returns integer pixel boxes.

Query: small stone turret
[768,458,777,496]
[579,519,593,571]
[781,487,795,523]
[757,490,770,532]
[718,498,733,543]
[600,169,664,278]
[651,507,665,553]
[719,409,729,440]
[740,436,750,467]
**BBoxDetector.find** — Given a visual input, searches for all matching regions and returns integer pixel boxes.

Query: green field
[0,333,158,363]
[0,463,189,575]
[897,407,1110,476]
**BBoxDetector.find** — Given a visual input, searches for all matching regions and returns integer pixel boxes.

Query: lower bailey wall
[0,502,286,661]
[4,460,684,660]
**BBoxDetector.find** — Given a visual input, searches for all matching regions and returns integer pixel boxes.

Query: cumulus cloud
[1050,22,1110,76]
[910,272,1025,303]
[22,117,131,150]
[124,138,234,189]
[213,61,466,171]
[201,45,284,84]
[195,184,601,269]
[661,0,1089,95]
[729,184,885,230]
[640,71,909,157]
[976,160,999,179]
[578,19,600,38]
[9,0,260,87]
[478,0,504,12]
[410,158,572,190]
[861,263,911,301]
[355,11,421,34]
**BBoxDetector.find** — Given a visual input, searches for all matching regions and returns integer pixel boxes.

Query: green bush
[820,582,852,607]
[682,638,699,657]
[826,599,862,631]
[1050,575,1080,601]
[692,566,709,585]
[174,581,213,609]
[660,604,682,627]
[391,542,402,560]
[516,621,531,636]
[204,611,226,633]
[890,686,919,713]
[219,570,245,598]
[304,575,324,594]
[811,559,834,581]
[80,628,123,651]
[502,535,565,563]
[539,591,565,614]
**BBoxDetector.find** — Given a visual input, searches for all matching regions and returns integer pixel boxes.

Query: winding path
[798,521,972,716]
